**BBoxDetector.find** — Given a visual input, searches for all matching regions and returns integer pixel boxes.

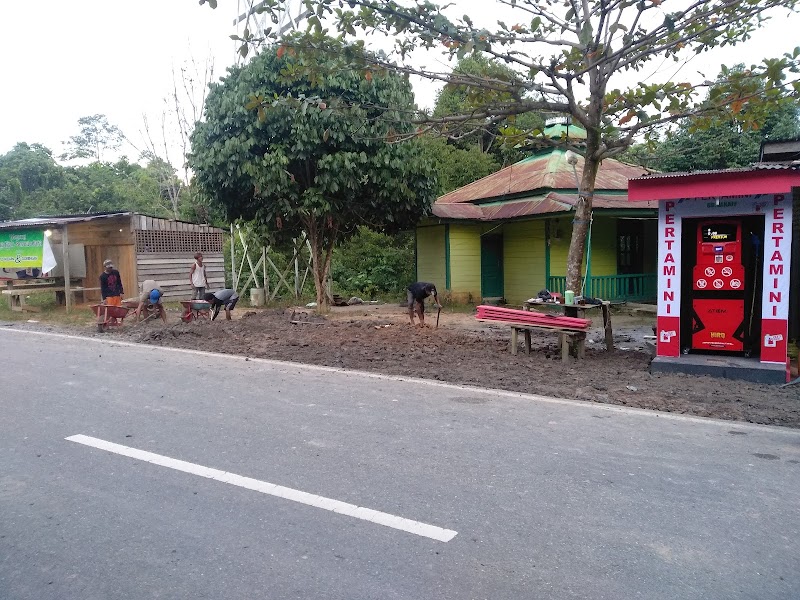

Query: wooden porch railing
[547,273,657,302]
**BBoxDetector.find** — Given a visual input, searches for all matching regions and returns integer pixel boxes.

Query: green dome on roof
[543,118,587,140]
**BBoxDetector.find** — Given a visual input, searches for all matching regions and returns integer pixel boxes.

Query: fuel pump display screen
[701,224,737,243]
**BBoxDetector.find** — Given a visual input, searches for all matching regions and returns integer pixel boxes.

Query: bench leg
[602,302,614,351]
[524,330,532,355]
[560,332,569,363]
[511,328,518,355]
[577,334,586,359]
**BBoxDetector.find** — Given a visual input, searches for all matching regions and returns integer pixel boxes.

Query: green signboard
[0,229,46,269]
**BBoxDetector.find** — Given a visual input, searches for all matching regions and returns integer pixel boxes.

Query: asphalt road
[1,327,799,600]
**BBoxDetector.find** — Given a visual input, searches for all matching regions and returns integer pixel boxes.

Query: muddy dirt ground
[78,302,800,428]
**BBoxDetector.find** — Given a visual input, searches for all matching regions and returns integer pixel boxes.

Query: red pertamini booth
[628,166,800,383]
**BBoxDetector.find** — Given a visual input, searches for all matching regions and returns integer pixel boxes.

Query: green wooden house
[416,148,658,304]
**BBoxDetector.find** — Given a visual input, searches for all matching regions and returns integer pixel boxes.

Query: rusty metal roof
[0,212,132,231]
[629,161,800,181]
[431,191,656,221]
[437,149,649,206]
[0,212,224,232]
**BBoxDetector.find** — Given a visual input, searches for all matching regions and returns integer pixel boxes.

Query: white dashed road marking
[65,434,457,543]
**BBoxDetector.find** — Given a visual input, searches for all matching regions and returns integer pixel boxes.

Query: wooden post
[262,247,269,301]
[5,280,12,309]
[237,228,261,289]
[602,301,614,351]
[560,332,569,363]
[511,327,518,355]
[293,237,300,298]
[62,225,71,313]
[230,224,236,290]
[524,330,532,355]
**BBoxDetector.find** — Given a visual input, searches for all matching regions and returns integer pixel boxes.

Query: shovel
[435,305,441,329]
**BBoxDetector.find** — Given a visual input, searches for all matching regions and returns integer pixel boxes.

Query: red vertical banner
[656,316,681,357]
[656,201,682,356]
[761,319,788,364]
[760,194,792,364]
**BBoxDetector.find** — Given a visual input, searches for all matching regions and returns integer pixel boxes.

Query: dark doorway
[480,235,504,299]
[617,220,644,274]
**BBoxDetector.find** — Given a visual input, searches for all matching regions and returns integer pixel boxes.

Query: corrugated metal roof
[0,212,224,232]
[437,149,649,205]
[431,191,656,221]
[0,212,132,230]
[630,161,800,181]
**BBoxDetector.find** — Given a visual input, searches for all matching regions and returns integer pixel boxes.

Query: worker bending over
[407,281,441,327]
[204,289,240,321]
[137,279,167,323]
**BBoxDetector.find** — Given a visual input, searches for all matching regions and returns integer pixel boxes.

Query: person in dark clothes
[99,259,124,306]
[407,281,441,327]
[204,289,240,321]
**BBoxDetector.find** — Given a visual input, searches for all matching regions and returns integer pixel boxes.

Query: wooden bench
[477,318,590,362]
[2,285,101,312]
[524,300,614,351]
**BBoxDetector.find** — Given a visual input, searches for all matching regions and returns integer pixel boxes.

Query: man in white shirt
[189,252,209,300]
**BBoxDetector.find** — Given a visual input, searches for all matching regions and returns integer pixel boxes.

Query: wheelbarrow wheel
[97,322,106,333]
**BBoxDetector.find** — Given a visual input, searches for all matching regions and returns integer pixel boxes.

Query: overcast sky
[1,1,798,162]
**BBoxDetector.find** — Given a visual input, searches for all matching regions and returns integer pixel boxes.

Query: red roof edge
[628,170,800,201]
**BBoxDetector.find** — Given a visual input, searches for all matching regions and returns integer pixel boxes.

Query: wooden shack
[0,212,225,310]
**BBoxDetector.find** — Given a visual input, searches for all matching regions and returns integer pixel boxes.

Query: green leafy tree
[61,114,124,163]
[420,136,500,195]
[208,0,800,293]
[34,159,163,216]
[627,68,800,171]
[332,227,415,298]
[0,143,64,219]
[0,143,171,219]
[432,55,546,166]
[189,37,437,308]
[648,103,799,172]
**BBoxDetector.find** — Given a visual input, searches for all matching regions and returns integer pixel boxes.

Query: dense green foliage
[647,104,799,172]
[623,69,800,172]
[0,141,222,223]
[189,36,437,306]
[332,227,414,298]
[0,143,157,218]
[432,55,545,167]
[419,137,499,196]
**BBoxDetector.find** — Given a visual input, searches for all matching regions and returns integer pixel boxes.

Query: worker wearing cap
[99,259,124,307]
[136,279,167,323]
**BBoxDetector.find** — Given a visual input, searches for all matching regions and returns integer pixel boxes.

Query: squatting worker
[189,252,209,300]
[99,259,124,306]
[407,281,441,327]
[137,278,167,323]
[204,289,239,321]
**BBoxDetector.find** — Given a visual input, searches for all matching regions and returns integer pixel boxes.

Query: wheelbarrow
[90,303,133,332]
[180,300,211,323]
[121,299,163,324]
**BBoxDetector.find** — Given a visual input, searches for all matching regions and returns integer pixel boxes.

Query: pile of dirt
[112,308,800,428]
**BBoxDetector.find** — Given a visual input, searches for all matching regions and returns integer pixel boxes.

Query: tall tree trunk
[306,217,337,312]
[565,154,601,294]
